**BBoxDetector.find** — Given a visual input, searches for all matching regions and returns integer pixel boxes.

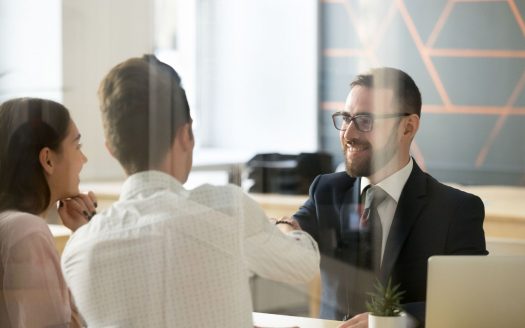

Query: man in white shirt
[61,55,320,327]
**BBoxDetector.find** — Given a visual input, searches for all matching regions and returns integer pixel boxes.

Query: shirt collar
[120,170,187,201]
[360,158,413,203]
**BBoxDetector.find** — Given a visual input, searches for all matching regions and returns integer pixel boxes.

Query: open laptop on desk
[426,256,525,328]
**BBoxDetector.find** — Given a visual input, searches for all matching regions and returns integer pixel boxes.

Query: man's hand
[337,312,368,328]
[58,191,98,232]
[270,216,302,234]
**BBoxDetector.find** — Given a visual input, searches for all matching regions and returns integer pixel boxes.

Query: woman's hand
[58,191,98,232]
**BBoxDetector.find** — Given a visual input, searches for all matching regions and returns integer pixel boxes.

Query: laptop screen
[426,255,525,328]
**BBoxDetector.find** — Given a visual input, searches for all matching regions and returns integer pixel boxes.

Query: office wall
[0,0,62,102]
[320,0,525,185]
[63,0,318,179]
[196,0,319,153]
[62,0,154,181]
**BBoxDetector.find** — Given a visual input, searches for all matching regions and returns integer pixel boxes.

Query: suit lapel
[380,162,427,283]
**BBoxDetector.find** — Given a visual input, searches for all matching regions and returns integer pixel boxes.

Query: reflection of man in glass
[61,55,320,327]
[290,67,487,327]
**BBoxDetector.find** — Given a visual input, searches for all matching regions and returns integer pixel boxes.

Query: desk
[250,193,308,219]
[458,185,525,239]
[48,224,72,256]
[253,312,341,328]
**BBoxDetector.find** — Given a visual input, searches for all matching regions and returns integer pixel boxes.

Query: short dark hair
[350,67,422,117]
[0,98,71,214]
[98,54,192,175]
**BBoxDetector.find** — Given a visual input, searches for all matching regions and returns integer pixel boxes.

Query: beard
[344,127,399,178]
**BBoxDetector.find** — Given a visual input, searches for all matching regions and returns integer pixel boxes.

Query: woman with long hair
[0,98,96,327]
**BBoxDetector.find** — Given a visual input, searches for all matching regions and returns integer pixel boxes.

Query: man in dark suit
[288,68,487,327]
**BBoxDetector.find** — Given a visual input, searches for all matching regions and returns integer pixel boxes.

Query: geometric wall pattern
[320,0,525,185]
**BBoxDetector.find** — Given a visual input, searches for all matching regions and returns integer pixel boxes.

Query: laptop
[426,256,525,328]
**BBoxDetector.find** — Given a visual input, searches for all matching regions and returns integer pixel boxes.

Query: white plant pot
[369,312,407,328]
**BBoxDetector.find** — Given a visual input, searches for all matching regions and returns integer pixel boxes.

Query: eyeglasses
[331,111,411,132]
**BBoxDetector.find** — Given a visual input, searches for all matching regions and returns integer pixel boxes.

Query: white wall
[156,0,197,113]
[196,0,319,153]
[0,0,62,102]
[1,0,319,181]
[62,0,155,181]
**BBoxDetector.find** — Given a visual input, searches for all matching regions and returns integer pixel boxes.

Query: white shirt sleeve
[239,190,320,284]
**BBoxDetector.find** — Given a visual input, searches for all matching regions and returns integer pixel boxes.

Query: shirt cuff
[286,230,319,253]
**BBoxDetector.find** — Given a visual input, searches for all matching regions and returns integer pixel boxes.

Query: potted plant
[366,278,407,328]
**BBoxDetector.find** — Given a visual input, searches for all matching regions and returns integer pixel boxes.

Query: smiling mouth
[345,140,370,154]
[346,145,368,153]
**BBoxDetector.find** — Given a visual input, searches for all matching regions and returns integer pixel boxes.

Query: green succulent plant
[366,277,406,317]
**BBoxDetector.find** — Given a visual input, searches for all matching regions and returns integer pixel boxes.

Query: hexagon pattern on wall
[321,0,525,183]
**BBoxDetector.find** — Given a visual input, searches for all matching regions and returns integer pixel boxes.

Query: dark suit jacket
[293,162,488,325]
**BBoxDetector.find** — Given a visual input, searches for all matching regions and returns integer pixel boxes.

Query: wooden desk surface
[456,185,525,239]
[456,185,525,221]
[253,312,341,328]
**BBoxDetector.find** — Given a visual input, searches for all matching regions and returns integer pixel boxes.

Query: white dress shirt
[360,159,413,263]
[61,171,319,327]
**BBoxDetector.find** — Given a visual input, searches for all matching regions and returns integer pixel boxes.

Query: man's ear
[403,114,420,139]
[178,123,194,152]
[39,147,54,175]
